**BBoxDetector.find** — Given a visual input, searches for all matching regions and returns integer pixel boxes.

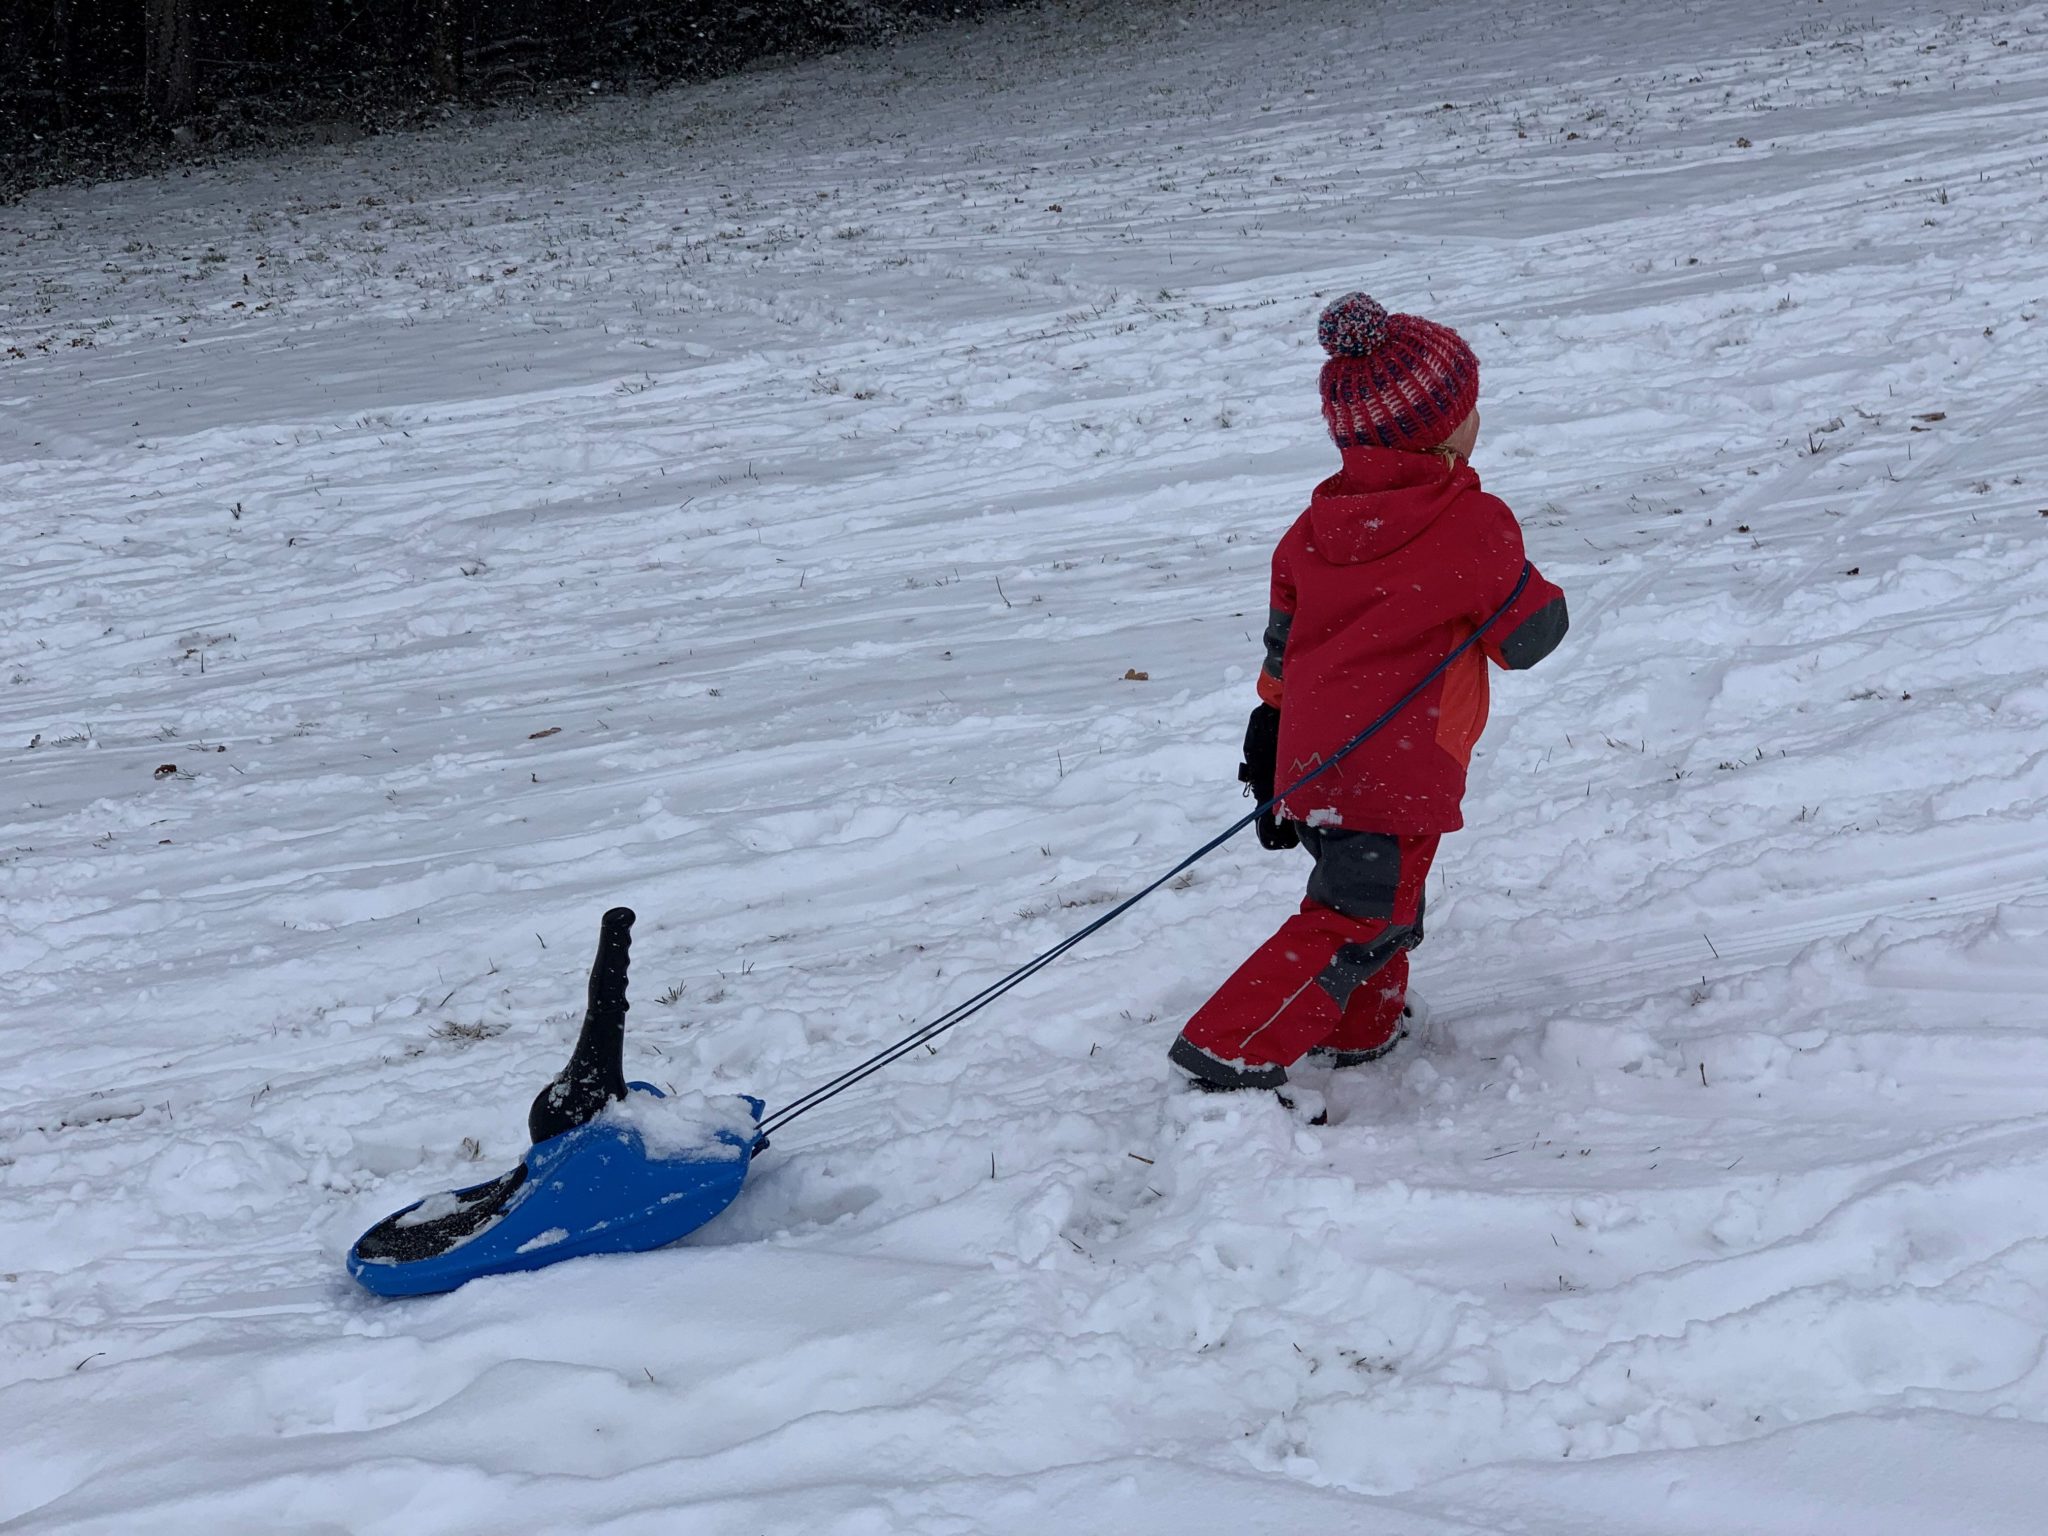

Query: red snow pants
[1170,828,1438,1089]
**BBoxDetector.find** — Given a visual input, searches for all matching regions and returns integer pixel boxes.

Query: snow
[603,1090,755,1161]
[4,0,2048,1528]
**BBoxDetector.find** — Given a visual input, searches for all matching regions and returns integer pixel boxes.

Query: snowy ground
[5,0,2048,1528]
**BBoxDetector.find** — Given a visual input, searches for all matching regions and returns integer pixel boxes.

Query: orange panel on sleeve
[1433,647,1490,769]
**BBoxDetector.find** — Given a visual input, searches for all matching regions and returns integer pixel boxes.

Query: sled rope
[753,563,1535,1144]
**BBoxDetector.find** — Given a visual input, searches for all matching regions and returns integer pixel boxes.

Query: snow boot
[1307,995,1428,1069]
[1169,1032,1287,1091]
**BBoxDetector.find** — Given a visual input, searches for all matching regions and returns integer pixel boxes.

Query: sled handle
[527,906,635,1144]
[587,905,635,1020]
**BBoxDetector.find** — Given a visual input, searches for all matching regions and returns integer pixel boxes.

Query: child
[1169,293,1568,1092]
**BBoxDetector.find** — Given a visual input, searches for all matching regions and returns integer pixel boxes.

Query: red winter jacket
[1257,446,1567,834]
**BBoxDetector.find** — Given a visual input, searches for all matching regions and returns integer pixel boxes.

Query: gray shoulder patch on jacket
[1261,605,1294,681]
[1500,595,1568,670]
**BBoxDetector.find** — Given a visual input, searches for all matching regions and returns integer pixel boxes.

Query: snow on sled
[348,908,761,1298]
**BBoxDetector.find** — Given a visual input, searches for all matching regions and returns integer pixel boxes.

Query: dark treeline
[2,0,1012,194]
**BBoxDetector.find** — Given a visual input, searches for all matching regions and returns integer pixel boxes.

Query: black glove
[1238,704,1299,851]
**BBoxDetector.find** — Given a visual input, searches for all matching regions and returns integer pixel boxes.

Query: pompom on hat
[1316,293,1479,453]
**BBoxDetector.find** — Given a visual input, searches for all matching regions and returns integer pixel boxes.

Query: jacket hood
[1305,445,1476,564]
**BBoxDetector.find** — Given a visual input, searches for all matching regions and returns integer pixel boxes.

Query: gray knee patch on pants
[1301,827,1403,921]
[1314,924,1416,1008]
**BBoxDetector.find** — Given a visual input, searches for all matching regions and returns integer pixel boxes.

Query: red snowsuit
[1172,446,1566,1088]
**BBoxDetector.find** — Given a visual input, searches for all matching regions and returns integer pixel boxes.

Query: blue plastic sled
[347,908,762,1298]
[348,1084,760,1297]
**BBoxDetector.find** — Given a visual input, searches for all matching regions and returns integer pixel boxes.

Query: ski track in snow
[4,0,2048,1529]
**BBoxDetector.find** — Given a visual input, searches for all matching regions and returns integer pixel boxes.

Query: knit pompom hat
[1316,293,1480,452]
